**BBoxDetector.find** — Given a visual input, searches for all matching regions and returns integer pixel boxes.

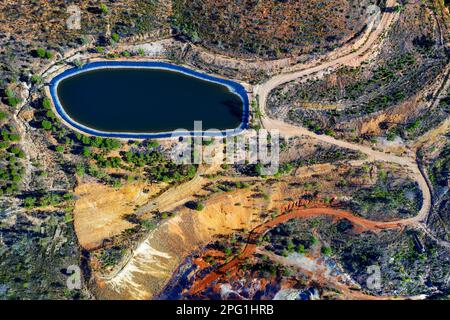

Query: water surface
[55,66,246,135]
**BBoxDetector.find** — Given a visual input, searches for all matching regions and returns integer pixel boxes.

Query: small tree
[5,88,21,107]
[42,97,52,110]
[75,164,85,177]
[41,120,52,130]
[321,246,332,256]
[195,202,204,211]
[31,75,42,84]
[100,3,109,14]
[55,145,64,153]
[35,48,46,58]
[45,51,53,59]
[10,146,21,155]
[24,196,37,208]
[111,33,120,42]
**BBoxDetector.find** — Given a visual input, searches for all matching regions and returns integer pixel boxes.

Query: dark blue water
[56,68,245,133]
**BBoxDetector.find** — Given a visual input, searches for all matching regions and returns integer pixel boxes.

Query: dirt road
[262,118,432,225]
[254,0,432,225]
[255,0,399,113]
[188,202,417,295]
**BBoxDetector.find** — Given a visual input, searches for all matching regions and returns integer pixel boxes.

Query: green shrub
[75,164,85,177]
[42,97,52,110]
[45,51,53,59]
[9,134,20,142]
[39,193,62,207]
[140,220,156,230]
[7,96,21,107]
[223,247,232,256]
[138,48,145,56]
[4,88,21,107]
[10,146,21,154]
[111,33,120,42]
[31,75,42,84]
[100,3,109,14]
[46,110,56,119]
[34,48,53,59]
[23,196,37,208]
[195,202,204,211]
[55,145,64,153]
[321,246,332,256]
[82,146,91,157]
[35,48,46,58]
[41,120,52,130]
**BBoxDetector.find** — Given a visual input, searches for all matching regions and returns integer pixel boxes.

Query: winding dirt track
[189,0,448,296]
[255,0,432,226]
[188,202,413,295]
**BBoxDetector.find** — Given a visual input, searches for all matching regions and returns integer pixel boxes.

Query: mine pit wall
[93,189,269,300]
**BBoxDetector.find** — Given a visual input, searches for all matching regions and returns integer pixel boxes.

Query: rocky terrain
[172,0,375,59]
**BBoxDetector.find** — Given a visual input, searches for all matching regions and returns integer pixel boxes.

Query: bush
[9,133,20,142]
[35,48,46,58]
[140,220,156,230]
[195,202,204,211]
[42,98,52,110]
[40,193,62,207]
[7,96,21,107]
[45,51,53,59]
[35,48,52,59]
[75,164,85,177]
[23,196,37,208]
[10,146,21,155]
[100,3,109,14]
[111,33,120,42]
[41,120,52,130]
[45,110,56,119]
[4,88,21,107]
[321,246,332,256]
[255,163,264,176]
[31,75,42,84]
[55,145,64,153]
[82,146,91,157]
